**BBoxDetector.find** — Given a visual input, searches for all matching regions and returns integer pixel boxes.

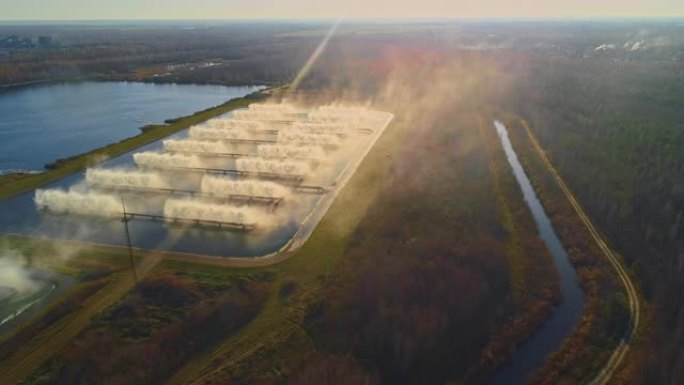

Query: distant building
[38,36,53,48]
[0,35,35,49]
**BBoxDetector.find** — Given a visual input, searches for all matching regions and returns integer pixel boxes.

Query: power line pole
[121,197,138,284]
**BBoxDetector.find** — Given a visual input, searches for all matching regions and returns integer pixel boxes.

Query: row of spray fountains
[34,102,391,230]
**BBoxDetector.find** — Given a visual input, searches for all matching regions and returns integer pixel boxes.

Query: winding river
[492,121,584,384]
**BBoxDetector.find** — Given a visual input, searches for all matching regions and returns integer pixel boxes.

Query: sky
[1,0,683,20]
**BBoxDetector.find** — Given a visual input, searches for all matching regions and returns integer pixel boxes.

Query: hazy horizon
[2,0,683,21]
[0,16,682,25]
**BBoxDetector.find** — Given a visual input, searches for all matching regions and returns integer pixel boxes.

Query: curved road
[519,119,641,385]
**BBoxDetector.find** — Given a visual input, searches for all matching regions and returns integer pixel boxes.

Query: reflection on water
[0,101,384,258]
[0,128,323,257]
[492,121,584,385]
[0,81,262,173]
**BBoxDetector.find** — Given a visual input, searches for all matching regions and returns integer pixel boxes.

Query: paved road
[519,119,641,385]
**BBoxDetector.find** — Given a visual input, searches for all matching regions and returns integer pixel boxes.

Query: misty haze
[0,2,682,385]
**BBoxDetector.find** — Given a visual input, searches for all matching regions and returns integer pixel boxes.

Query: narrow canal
[492,120,584,385]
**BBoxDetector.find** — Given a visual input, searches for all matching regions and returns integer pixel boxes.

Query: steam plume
[277,128,341,145]
[188,126,256,141]
[236,157,310,176]
[85,168,168,188]
[257,144,325,160]
[163,198,257,224]
[200,175,289,198]
[133,152,206,169]
[35,189,121,216]
[163,139,234,154]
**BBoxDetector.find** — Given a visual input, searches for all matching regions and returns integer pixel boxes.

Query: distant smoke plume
[291,121,349,134]
[248,103,299,113]
[188,126,256,141]
[0,249,38,295]
[232,110,289,121]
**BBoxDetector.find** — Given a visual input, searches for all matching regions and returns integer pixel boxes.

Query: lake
[0,85,390,258]
[0,81,262,174]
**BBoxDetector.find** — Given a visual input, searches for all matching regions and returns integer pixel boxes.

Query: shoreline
[0,78,91,92]
[495,111,640,384]
[0,87,270,201]
[0,111,393,267]
[0,77,276,93]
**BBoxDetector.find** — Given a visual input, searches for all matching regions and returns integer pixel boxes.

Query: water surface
[0,97,381,257]
[492,121,584,384]
[0,81,261,173]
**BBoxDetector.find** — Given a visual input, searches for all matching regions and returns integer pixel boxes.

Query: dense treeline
[510,58,684,384]
[5,21,683,384]
[298,112,513,385]
[0,23,322,86]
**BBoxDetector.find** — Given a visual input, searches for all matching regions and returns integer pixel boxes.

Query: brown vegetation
[500,115,630,384]
[4,21,680,384]
[0,279,108,363]
[185,54,563,384]
[505,57,684,384]
[28,266,274,385]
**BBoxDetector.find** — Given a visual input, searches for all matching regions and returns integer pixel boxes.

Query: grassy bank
[464,115,560,383]
[0,91,265,201]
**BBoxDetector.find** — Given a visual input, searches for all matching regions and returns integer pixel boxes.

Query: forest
[27,263,275,385]
[166,55,570,384]
[1,51,568,385]
[0,22,323,87]
[509,57,684,384]
[1,19,683,385]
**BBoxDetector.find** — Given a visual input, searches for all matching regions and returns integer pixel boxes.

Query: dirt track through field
[519,119,641,385]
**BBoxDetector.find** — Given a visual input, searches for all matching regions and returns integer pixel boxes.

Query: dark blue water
[0,125,313,257]
[0,81,317,257]
[492,121,584,384]
[0,81,261,173]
